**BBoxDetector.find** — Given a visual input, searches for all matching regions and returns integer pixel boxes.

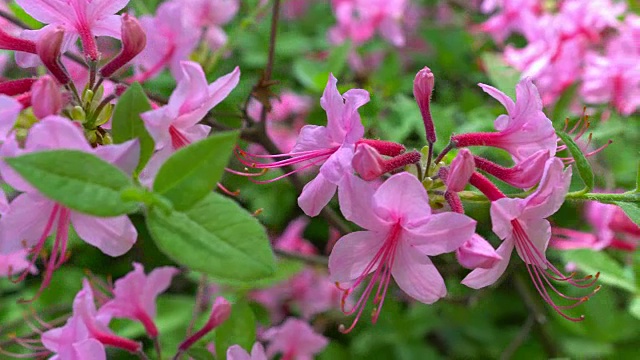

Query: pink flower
[0,94,22,141]
[329,0,408,47]
[133,1,200,82]
[330,173,476,331]
[282,0,310,20]
[478,0,541,43]
[452,78,557,163]
[99,263,179,338]
[351,143,420,181]
[463,158,600,320]
[238,74,369,217]
[42,279,141,359]
[274,217,316,255]
[0,249,37,277]
[445,149,475,192]
[0,117,139,294]
[262,318,328,360]
[472,149,550,189]
[456,234,502,270]
[140,61,240,182]
[31,75,63,119]
[15,0,129,60]
[227,343,267,360]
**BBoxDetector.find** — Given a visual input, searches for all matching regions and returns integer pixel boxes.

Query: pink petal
[14,0,70,25]
[522,158,572,219]
[337,174,387,231]
[290,125,332,153]
[319,146,354,184]
[93,139,140,175]
[167,61,210,123]
[461,240,514,289]
[227,345,252,360]
[391,242,446,304]
[71,339,106,360]
[328,231,385,283]
[141,107,175,150]
[25,116,91,152]
[514,219,551,266]
[0,193,55,253]
[141,265,180,318]
[320,74,345,142]
[70,213,137,257]
[87,0,129,23]
[340,88,368,144]
[91,15,122,38]
[456,234,502,269]
[0,95,22,142]
[373,173,431,225]
[490,197,522,240]
[138,147,173,187]
[297,174,337,217]
[478,83,516,119]
[446,149,475,192]
[405,212,477,256]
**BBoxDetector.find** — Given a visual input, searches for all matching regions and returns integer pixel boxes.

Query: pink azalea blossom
[227,343,267,360]
[140,61,240,183]
[238,74,369,217]
[179,0,238,51]
[463,158,600,320]
[99,263,179,338]
[329,0,408,47]
[0,249,37,277]
[472,149,550,189]
[0,117,139,294]
[262,318,328,360]
[282,0,310,20]
[0,94,22,141]
[133,1,200,82]
[452,77,557,163]
[330,173,476,331]
[42,279,141,359]
[478,0,541,43]
[15,0,129,61]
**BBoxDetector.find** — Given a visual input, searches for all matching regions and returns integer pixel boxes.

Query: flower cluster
[479,0,640,114]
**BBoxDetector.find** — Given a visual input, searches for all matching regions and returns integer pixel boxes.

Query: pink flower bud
[414,67,436,143]
[177,297,231,354]
[0,28,36,53]
[100,14,147,78]
[0,78,36,96]
[36,26,70,84]
[353,143,385,181]
[31,76,63,119]
[446,149,475,192]
[456,234,502,269]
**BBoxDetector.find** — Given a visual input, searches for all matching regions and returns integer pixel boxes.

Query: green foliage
[480,53,520,99]
[556,131,595,192]
[562,249,636,293]
[215,300,257,360]
[111,83,156,175]
[146,192,275,282]
[615,202,640,226]
[5,150,139,216]
[153,131,239,211]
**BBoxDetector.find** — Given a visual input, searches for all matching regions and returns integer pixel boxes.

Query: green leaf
[187,347,215,360]
[208,258,304,289]
[557,130,594,192]
[562,249,636,292]
[146,192,275,282]
[215,301,256,360]
[153,131,239,211]
[630,297,640,320]
[8,1,43,29]
[326,41,351,78]
[480,53,520,99]
[615,202,640,226]
[111,82,155,174]
[293,59,329,92]
[6,150,138,216]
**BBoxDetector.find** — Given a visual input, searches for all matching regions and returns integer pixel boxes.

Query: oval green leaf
[557,130,594,192]
[5,150,138,216]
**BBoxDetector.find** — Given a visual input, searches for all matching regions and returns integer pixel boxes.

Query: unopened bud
[31,75,63,119]
[100,14,147,78]
[353,144,385,181]
[177,297,231,355]
[413,67,436,144]
[456,234,502,269]
[37,26,70,84]
[444,149,475,192]
[0,28,37,53]
[0,78,36,96]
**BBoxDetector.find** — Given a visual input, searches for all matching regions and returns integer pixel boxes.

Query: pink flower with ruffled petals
[133,1,200,82]
[329,0,408,47]
[140,61,239,183]
[15,0,129,61]
[0,117,139,294]
[99,263,179,338]
[262,318,328,360]
[330,173,476,332]
[227,343,267,360]
[452,78,557,163]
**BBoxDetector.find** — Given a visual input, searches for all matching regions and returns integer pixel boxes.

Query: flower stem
[565,191,640,203]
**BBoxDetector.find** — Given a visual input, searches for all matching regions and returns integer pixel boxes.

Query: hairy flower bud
[0,28,37,53]
[37,26,70,84]
[414,67,436,144]
[100,14,147,78]
[445,149,475,192]
[456,234,502,269]
[31,75,63,119]
[353,144,421,181]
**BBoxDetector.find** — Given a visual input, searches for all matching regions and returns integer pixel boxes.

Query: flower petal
[337,174,387,231]
[0,193,55,254]
[93,139,140,175]
[478,83,516,120]
[329,231,385,283]
[461,239,514,289]
[297,174,337,217]
[406,212,477,256]
[290,125,332,153]
[373,172,431,225]
[70,213,137,257]
[0,95,22,142]
[391,242,446,304]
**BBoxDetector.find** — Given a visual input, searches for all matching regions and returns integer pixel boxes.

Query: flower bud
[37,26,70,84]
[31,75,63,119]
[413,67,436,144]
[353,143,385,181]
[456,234,502,269]
[100,14,147,78]
[445,149,475,192]
[0,28,37,53]
[177,297,231,355]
